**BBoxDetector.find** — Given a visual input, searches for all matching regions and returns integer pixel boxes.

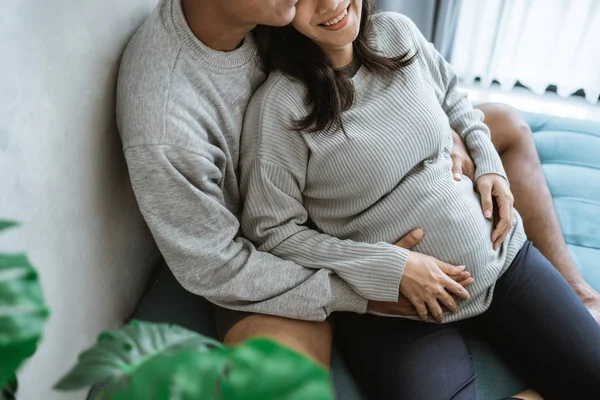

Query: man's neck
[181,0,254,51]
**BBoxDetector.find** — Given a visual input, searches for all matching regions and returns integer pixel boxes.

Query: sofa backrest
[0,1,160,398]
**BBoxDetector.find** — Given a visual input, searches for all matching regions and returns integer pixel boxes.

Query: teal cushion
[468,112,600,400]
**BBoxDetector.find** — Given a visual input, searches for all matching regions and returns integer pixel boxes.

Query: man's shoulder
[116,1,184,147]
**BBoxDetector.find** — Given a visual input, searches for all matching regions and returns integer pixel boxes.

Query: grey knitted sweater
[240,12,527,321]
[118,0,369,321]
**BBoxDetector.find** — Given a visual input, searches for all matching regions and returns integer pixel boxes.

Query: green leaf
[54,320,222,392]
[0,221,19,233]
[0,251,49,389]
[103,338,332,400]
[1,375,18,400]
[221,338,333,400]
[56,322,333,400]
[107,348,230,400]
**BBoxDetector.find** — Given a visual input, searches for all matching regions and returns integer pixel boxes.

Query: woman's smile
[319,4,350,30]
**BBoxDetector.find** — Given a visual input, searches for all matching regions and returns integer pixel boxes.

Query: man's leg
[223,313,333,367]
[475,103,600,322]
[214,306,332,367]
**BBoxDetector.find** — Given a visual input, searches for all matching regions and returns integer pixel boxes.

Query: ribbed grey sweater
[240,12,527,321]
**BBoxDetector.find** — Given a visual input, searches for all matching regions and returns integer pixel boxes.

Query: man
[118,0,600,372]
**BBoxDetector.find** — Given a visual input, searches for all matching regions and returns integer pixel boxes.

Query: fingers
[477,178,494,220]
[426,298,445,323]
[448,270,471,280]
[444,277,471,301]
[462,159,476,182]
[491,187,514,250]
[452,156,463,181]
[449,271,475,288]
[437,262,466,276]
[394,228,424,249]
[457,277,475,287]
[437,291,458,313]
[414,301,429,322]
[492,209,510,250]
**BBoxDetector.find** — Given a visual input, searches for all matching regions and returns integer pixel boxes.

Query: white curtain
[450,0,600,103]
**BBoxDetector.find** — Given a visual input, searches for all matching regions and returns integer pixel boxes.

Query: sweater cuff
[349,246,409,303]
[473,145,508,184]
[325,275,369,315]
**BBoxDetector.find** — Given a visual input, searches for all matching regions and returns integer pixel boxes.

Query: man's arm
[124,143,368,321]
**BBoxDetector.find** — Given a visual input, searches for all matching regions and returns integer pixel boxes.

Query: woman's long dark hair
[253,0,417,133]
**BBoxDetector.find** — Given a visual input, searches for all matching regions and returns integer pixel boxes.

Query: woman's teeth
[322,7,348,27]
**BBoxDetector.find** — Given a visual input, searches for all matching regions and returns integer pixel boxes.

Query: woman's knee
[224,314,333,367]
[474,102,534,154]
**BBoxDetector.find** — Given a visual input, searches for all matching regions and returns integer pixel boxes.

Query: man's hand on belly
[367,229,475,321]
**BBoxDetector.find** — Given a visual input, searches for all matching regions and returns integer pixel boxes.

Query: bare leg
[224,314,333,368]
[512,388,544,400]
[475,103,600,323]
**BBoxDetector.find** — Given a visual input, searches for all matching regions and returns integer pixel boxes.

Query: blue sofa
[91,111,600,400]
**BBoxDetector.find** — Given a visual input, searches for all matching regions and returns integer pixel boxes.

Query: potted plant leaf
[0,221,49,400]
[55,320,334,400]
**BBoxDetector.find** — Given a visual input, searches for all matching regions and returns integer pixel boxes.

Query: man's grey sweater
[240,13,527,322]
[117,0,368,320]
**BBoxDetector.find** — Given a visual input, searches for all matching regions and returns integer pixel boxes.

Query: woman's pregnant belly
[313,159,506,284]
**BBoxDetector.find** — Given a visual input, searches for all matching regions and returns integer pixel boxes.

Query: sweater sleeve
[389,13,507,182]
[124,143,368,320]
[240,157,408,302]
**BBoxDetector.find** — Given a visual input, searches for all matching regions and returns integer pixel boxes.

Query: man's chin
[268,9,296,27]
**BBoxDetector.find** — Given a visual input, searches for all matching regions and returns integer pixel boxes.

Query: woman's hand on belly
[399,252,472,323]
[476,173,515,250]
[367,230,475,320]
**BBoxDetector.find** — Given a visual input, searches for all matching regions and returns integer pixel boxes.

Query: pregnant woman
[240,0,600,398]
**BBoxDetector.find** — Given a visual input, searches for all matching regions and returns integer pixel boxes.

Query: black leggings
[333,242,600,400]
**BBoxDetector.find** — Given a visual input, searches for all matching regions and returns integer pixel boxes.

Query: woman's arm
[397,14,507,182]
[388,14,515,245]
[240,155,408,303]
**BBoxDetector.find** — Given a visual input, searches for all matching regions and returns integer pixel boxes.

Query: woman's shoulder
[248,71,309,120]
[241,71,310,167]
[370,11,423,56]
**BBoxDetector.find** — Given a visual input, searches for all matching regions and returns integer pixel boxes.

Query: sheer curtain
[450,0,600,103]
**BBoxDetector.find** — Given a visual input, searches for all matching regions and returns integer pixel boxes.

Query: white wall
[379,0,437,40]
[0,0,160,398]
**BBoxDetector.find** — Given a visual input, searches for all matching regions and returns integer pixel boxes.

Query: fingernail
[454,173,462,181]
[484,210,492,219]
[415,229,424,239]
